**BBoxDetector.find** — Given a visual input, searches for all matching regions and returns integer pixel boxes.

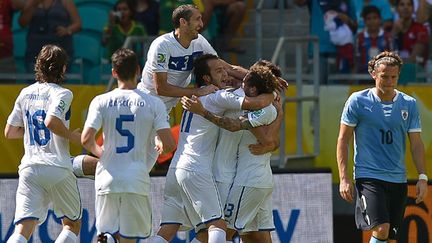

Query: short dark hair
[251,60,282,78]
[368,51,403,74]
[361,5,381,19]
[246,65,278,95]
[396,0,414,7]
[172,4,198,28]
[111,48,138,81]
[34,44,68,84]
[114,0,136,19]
[193,54,219,87]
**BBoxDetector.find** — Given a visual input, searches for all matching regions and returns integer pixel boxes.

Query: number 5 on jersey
[116,115,135,153]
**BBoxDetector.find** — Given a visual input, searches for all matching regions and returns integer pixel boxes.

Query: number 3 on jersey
[116,115,135,153]
[26,110,50,146]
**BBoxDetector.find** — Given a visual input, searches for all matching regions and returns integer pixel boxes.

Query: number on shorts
[224,203,235,218]
[26,110,50,146]
[115,115,135,153]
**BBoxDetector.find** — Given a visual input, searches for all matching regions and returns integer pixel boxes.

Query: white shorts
[225,186,274,234]
[175,168,224,228]
[216,181,232,208]
[95,193,151,239]
[160,168,194,231]
[14,165,82,225]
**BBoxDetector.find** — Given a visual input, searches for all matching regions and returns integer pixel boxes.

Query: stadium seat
[73,34,102,84]
[75,0,115,12]
[12,12,22,32]
[78,6,109,35]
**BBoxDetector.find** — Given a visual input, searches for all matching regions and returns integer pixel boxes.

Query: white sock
[208,228,226,243]
[105,233,116,243]
[7,233,27,243]
[369,236,387,243]
[151,235,169,243]
[190,238,202,243]
[55,229,78,243]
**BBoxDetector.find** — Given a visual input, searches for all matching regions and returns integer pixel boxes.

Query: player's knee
[62,218,81,235]
[372,223,390,239]
[208,219,227,231]
[156,224,180,242]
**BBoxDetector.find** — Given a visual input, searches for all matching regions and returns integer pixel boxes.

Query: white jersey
[138,32,217,112]
[171,89,245,174]
[233,104,277,188]
[213,88,245,183]
[84,88,170,196]
[7,82,73,172]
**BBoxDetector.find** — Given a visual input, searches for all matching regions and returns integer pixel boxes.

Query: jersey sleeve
[84,96,103,131]
[7,91,24,127]
[148,40,170,73]
[47,89,73,120]
[152,97,171,131]
[340,94,358,127]
[408,99,421,133]
[211,90,244,111]
[247,105,277,127]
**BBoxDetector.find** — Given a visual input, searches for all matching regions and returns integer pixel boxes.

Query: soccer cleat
[97,233,107,243]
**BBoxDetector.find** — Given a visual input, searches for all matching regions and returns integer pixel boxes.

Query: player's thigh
[95,194,120,234]
[119,193,152,239]
[175,169,224,225]
[50,171,82,221]
[355,178,390,231]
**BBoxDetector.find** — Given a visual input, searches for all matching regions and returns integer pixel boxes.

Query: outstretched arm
[153,72,219,97]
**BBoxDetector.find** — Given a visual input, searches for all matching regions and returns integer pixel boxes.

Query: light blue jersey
[341,88,421,183]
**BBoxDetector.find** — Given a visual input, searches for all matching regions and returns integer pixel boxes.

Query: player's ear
[203,74,211,84]
[112,68,119,79]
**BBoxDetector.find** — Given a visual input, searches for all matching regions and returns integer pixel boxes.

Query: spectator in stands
[201,0,247,53]
[392,0,429,66]
[133,0,160,36]
[0,0,24,76]
[294,0,356,84]
[102,0,146,58]
[354,0,394,31]
[19,0,81,73]
[355,6,393,75]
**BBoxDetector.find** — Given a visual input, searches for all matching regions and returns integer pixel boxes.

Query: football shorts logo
[401,110,408,120]
[157,53,166,63]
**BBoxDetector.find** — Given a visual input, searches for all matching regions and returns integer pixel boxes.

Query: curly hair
[250,60,282,78]
[367,51,403,75]
[246,65,278,94]
[34,45,68,84]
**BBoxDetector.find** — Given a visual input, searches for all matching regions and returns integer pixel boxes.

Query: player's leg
[387,182,408,241]
[95,194,120,243]
[7,220,38,243]
[56,218,81,243]
[240,231,272,243]
[118,193,151,243]
[71,155,97,179]
[355,179,392,242]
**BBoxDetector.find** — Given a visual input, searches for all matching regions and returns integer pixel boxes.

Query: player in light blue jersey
[336,51,428,243]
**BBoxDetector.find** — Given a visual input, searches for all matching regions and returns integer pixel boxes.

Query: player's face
[207,59,228,88]
[364,13,381,32]
[372,64,399,96]
[185,9,203,39]
[397,0,413,19]
[116,2,132,23]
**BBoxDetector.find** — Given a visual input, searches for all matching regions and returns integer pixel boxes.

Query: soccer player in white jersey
[150,55,276,243]
[81,48,176,243]
[337,51,427,243]
[138,4,247,114]
[182,64,283,243]
[4,45,82,243]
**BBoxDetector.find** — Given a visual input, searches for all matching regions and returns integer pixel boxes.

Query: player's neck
[117,80,137,90]
[174,29,192,48]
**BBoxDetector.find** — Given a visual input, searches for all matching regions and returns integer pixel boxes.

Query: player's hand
[416,179,428,204]
[276,77,288,93]
[181,95,205,116]
[339,178,355,203]
[249,143,274,155]
[69,128,82,145]
[196,84,218,97]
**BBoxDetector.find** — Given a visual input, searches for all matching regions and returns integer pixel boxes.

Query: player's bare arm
[155,128,176,154]
[153,72,218,97]
[45,115,81,145]
[4,124,24,139]
[241,92,274,110]
[81,127,103,158]
[336,123,355,203]
[408,132,428,204]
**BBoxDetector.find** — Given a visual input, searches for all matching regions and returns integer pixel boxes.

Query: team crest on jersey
[401,110,408,120]
[249,109,265,119]
[157,53,166,63]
